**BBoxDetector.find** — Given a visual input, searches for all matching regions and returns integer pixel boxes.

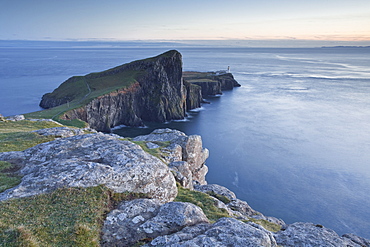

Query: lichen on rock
[0,132,177,203]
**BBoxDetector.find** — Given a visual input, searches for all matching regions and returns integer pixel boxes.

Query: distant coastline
[321,46,370,48]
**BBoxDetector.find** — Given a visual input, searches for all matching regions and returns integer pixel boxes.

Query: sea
[1,41,369,239]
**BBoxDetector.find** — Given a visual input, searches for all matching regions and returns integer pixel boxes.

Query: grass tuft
[0,161,22,193]
[0,132,55,152]
[131,140,170,161]
[244,218,282,232]
[0,186,147,246]
[174,184,229,222]
[206,191,231,204]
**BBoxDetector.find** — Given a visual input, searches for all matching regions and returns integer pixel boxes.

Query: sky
[1,0,370,46]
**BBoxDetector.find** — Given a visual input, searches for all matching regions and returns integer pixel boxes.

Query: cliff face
[183,71,241,97]
[40,50,204,132]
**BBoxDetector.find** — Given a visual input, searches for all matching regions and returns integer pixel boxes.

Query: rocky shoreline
[0,125,369,246]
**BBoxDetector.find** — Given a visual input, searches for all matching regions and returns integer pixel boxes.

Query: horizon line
[1,39,370,48]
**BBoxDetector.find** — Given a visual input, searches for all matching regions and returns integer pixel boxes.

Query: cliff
[183,71,241,96]
[0,125,369,246]
[40,50,195,132]
[39,51,240,132]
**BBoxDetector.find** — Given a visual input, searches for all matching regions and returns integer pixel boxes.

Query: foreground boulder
[275,222,364,247]
[147,217,277,247]
[0,132,177,203]
[101,199,209,246]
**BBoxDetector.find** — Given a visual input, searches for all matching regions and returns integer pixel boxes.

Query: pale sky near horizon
[1,0,370,45]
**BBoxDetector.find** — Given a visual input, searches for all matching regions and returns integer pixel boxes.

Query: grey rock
[275,222,362,247]
[134,129,209,185]
[6,115,25,121]
[169,161,193,189]
[146,142,160,149]
[147,217,277,247]
[148,223,211,246]
[101,198,162,247]
[133,128,187,143]
[139,202,209,237]
[194,184,236,201]
[102,200,209,247]
[0,133,177,203]
[343,233,370,247]
[227,198,258,217]
[28,118,64,125]
[32,127,85,138]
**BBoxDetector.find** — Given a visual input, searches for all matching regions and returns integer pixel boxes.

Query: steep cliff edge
[40,50,204,132]
[38,51,240,132]
[183,71,241,96]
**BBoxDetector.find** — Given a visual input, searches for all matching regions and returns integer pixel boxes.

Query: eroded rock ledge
[0,127,368,246]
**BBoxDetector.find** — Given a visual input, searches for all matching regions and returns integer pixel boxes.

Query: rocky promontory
[38,50,240,132]
[0,126,368,246]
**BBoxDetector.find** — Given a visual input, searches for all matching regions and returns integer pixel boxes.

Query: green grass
[131,140,170,161]
[0,186,147,247]
[0,161,22,193]
[55,119,88,128]
[0,120,83,152]
[175,184,230,222]
[175,184,281,232]
[24,104,72,120]
[206,191,231,204]
[0,120,62,133]
[0,132,56,152]
[26,68,144,123]
[244,218,282,232]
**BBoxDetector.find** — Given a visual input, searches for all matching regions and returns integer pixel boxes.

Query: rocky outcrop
[133,128,209,186]
[147,217,277,247]
[101,199,209,246]
[6,114,25,121]
[183,71,241,96]
[0,132,177,203]
[63,50,190,132]
[1,127,369,246]
[275,222,364,247]
[31,126,88,138]
[184,80,202,110]
[217,72,241,90]
[0,128,211,202]
[343,233,370,247]
[39,51,240,132]
[40,50,206,132]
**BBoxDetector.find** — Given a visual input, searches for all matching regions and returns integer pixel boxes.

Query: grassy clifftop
[26,69,143,121]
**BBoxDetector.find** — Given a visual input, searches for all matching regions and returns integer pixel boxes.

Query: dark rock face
[40,51,241,132]
[71,50,189,132]
[183,72,241,97]
[40,50,203,132]
[184,81,202,110]
[217,73,241,90]
[190,79,222,96]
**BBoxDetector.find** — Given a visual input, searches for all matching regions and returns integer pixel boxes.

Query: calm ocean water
[1,42,369,238]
